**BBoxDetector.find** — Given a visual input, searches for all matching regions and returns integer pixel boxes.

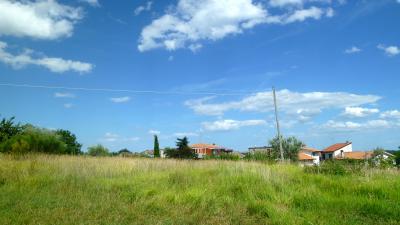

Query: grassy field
[0,155,399,225]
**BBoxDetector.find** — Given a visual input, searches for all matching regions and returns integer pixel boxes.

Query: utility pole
[273,87,284,162]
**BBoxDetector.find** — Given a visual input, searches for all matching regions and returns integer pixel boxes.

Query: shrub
[203,152,240,161]
[0,128,67,154]
[244,151,276,162]
[87,144,110,157]
[305,159,366,175]
[55,129,82,155]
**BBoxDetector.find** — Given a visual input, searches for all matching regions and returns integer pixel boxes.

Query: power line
[0,83,265,96]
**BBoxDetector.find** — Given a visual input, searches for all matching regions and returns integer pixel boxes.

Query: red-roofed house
[321,142,353,160]
[298,147,321,165]
[191,143,232,159]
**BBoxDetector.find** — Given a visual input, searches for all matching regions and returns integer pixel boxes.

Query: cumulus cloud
[134,1,152,16]
[0,0,83,40]
[380,110,400,120]
[202,119,266,131]
[342,107,379,118]
[80,0,100,7]
[0,41,93,73]
[54,92,75,98]
[185,89,381,117]
[109,96,131,103]
[344,46,361,54]
[377,44,400,56]
[322,119,392,131]
[138,0,334,52]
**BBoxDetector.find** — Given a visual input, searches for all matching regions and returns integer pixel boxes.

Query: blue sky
[0,0,399,152]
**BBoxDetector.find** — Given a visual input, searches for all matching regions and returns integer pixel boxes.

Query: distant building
[298,147,321,166]
[141,149,166,158]
[321,142,395,163]
[321,142,353,160]
[191,143,232,159]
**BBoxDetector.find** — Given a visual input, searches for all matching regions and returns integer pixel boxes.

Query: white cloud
[342,107,379,118]
[54,92,75,98]
[377,44,400,56]
[326,7,334,17]
[284,7,325,23]
[80,0,100,7]
[344,46,361,54]
[185,89,381,116]
[0,41,93,73]
[174,132,199,137]
[380,110,400,120]
[322,119,392,131]
[202,119,266,131]
[138,0,333,52]
[148,130,161,135]
[0,0,83,40]
[102,132,139,142]
[109,96,131,103]
[269,0,305,7]
[63,103,73,108]
[134,1,152,16]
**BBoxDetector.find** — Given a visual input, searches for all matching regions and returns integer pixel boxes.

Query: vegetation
[0,116,81,155]
[164,137,197,159]
[153,135,160,158]
[373,147,396,169]
[0,127,67,154]
[87,144,110,156]
[270,136,303,161]
[0,116,23,143]
[204,152,241,161]
[0,154,399,225]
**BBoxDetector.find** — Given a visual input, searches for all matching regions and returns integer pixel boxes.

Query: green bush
[244,152,275,162]
[305,160,367,175]
[87,144,110,157]
[0,128,67,154]
[203,152,240,161]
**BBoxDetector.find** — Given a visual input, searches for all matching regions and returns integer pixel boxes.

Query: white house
[321,142,353,160]
[298,147,321,166]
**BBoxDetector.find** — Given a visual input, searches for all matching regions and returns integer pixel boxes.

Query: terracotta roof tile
[323,142,351,153]
[343,151,373,160]
[298,152,314,160]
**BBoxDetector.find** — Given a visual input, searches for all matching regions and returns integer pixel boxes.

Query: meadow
[0,154,399,225]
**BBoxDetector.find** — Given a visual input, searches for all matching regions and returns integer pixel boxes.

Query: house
[141,149,166,158]
[298,147,321,165]
[321,142,353,160]
[191,143,232,159]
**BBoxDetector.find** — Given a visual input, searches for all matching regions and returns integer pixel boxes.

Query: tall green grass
[0,154,399,225]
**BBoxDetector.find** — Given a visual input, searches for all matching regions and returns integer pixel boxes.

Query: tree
[176,137,196,159]
[55,129,82,155]
[269,136,303,161]
[373,147,395,169]
[153,135,160,158]
[87,144,110,157]
[164,147,178,158]
[0,116,23,143]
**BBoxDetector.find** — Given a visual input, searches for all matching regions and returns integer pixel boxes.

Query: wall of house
[332,144,353,158]
[302,151,320,165]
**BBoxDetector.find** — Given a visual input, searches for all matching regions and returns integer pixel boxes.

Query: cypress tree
[154,135,160,158]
